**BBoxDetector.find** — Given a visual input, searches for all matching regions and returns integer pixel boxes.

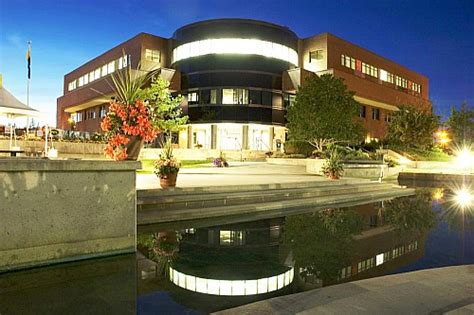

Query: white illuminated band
[169,265,294,296]
[172,38,298,65]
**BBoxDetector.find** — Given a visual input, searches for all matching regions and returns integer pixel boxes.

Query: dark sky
[0,0,472,125]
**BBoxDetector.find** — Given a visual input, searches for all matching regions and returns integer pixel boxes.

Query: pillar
[269,126,275,151]
[187,125,193,149]
[211,124,217,150]
[242,125,249,150]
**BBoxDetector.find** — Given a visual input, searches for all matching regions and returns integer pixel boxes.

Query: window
[188,91,198,104]
[340,266,352,279]
[100,105,107,118]
[357,258,375,273]
[309,50,324,62]
[261,91,272,105]
[94,68,101,80]
[145,49,160,62]
[219,230,244,246]
[107,61,115,74]
[283,93,296,108]
[83,74,89,85]
[87,109,96,120]
[118,55,128,69]
[384,112,392,123]
[76,112,83,122]
[101,65,108,77]
[68,80,77,91]
[200,89,217,104]
[78,76,84,87]
[372,108,380,120]
[222,89,248,105]
[359,105,366,118]
[249,90,261,104]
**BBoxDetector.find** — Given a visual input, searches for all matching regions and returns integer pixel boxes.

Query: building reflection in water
[137,190,439,312]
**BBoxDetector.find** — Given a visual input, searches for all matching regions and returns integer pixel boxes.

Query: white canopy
[0,85,41,118]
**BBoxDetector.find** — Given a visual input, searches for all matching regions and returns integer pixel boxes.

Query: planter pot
[160,172,178,188]
[126,136,144,160]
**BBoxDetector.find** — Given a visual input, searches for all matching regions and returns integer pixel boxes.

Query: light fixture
[454,188,473,208]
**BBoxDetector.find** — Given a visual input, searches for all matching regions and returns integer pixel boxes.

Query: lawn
[137,159,210,173]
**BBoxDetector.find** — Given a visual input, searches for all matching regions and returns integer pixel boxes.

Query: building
[57,18,431,150]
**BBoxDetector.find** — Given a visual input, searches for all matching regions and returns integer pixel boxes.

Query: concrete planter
[0,159,140,272]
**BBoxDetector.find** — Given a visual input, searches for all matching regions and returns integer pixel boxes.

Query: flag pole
[26,41,31,137]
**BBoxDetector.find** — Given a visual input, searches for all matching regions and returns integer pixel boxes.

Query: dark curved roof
[173,18,297,38]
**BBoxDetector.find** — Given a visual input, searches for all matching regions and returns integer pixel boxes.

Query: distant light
[432,189,444,201]
[454,147,474,169]
[455,188,473,208]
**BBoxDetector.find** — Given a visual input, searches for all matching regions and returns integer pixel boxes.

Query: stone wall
[0,159,140,272]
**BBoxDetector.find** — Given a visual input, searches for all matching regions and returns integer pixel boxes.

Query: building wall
[57,33,170,130]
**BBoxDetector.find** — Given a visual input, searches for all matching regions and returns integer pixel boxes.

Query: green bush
[284,140,314,156]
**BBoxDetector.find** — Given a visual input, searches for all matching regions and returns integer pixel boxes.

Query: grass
[137,159,210,173]
[397,148,453,162]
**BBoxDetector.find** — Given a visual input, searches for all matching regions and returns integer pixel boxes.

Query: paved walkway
[216,265,474,315]
[137,162,326,190]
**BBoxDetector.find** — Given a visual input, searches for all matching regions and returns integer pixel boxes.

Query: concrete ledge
[0,158,140,171]
[0,159,139,272]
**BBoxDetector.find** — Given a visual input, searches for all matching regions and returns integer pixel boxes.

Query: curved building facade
[57,18,431,151]
[172,19,297,150]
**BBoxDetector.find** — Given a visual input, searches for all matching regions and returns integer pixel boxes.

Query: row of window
[359,105,392,122]
[172,38,299,65]
[187,88,295,108]
[71,105,107,122]
[68,55,129,92]
[338,241,419,280]
[341,54,422,95]
[145,49,160,62]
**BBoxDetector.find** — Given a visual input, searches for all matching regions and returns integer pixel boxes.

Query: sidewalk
[216,265,474,315]
[137,162,325,190]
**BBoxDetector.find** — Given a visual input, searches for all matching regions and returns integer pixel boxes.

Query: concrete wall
[140,148,267,161]
[0,159,140,272]
[0,139,106,159]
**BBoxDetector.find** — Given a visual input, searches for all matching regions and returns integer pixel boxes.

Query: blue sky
[0,0,472,126]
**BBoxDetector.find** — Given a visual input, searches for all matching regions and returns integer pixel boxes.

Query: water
[1,183,473,314]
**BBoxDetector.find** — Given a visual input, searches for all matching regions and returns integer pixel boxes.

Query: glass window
[199,89,217,104]
[107,61,115,74]
[222,89,248,105]
[188,91,198,104]
[89,71,95,82]
[262,91,272,105]
[385,111,392,123]
[76,112,83,122]
[118,55,128,69]
[372,108,380,120]
[222,89,234,104]
[83,74,89,85]
[309,50,324,62]
[210,89,217,104]
[78,76,84,87]
[94,68,101,80]
[359,105,366,118]
[101,65,108,77]
[145,49,160,62]
[68,80,77,91]
[100,105,107,118]
[249,90,261,104]
[341,54,345,66]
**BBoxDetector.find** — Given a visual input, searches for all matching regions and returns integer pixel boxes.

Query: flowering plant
[100,59,186,160]
[153,139,181,178]
[101,100,158,160]
[213,150,229,167]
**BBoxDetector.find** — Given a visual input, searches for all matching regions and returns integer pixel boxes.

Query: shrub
[284,140,314,157]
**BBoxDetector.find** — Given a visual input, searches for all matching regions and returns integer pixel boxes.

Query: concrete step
[137,178,371,198]
[138,182,397,212]
[137,186,414,225]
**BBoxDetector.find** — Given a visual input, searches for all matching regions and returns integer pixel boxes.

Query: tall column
[211,124,217,150]
[269,126,275,151]
[187,125,193,149]
[242,125,249,150]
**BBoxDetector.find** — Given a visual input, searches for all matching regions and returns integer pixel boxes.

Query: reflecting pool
[0,184,473,314]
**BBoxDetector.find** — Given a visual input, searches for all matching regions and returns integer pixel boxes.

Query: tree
[286,74,365,147]
[446,102,474,145]
[139,76,188,140]
[386,105,439,150]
